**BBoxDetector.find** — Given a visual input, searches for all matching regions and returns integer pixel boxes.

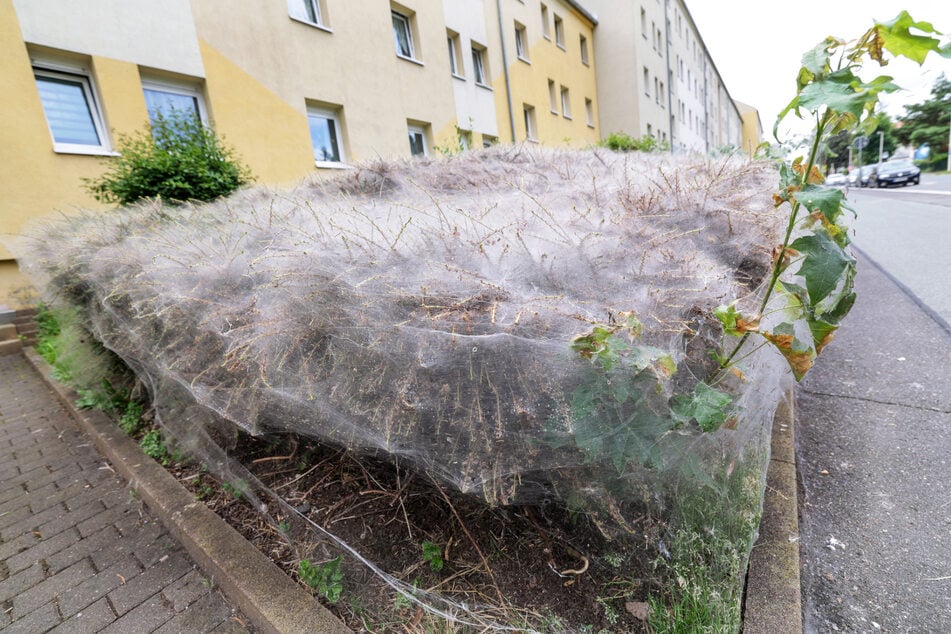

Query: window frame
[408,124,428,157]
[579,34,589,65]
[522,104,537,141]
[553,15,565,49]
[548,79,559,114]
[33,63,112,156]
[515,21,530,62]
[584,98,595,128]
[392,10,418,62]
[287,0,330,31]
[141,78,208,127]
[447,31,464,78]
[540,4,551,40]
[560,85,571,119]
[471,44,489,88]
[307,105,347,167]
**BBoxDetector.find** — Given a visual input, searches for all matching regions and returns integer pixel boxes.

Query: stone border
[742,391,802,633]
[23,349,351,634]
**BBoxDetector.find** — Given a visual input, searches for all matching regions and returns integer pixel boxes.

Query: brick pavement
[0,353,252,632]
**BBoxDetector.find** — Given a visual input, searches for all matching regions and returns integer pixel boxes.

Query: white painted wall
[443,0,499,137]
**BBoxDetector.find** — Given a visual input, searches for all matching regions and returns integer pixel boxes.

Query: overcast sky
[684,1,951,140]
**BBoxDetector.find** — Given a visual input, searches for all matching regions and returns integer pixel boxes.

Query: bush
[600,131,669,153]
[86,112,252,206]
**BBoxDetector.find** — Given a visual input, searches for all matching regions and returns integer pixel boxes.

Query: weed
[298,557,344,604]
[222,479,249,501]
[600,131,669,153]
[75,388,114,411]
[118,401,144,435]
[194,483,214,501]
[139,430,170,465]
[278,519,291,535]
[420,540,444,572]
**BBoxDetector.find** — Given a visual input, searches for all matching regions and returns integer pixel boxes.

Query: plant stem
[717,113,829,372]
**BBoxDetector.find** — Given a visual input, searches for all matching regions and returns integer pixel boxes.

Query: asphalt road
[846,173,951,329]
[796,174,951,632]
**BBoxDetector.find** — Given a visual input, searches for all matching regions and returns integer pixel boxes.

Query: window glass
[408,127,426,156]
[288,0,320,24]
[448,37,459,74]
[34,72,101,147]
[554,16,564,47]
[392,12,414,58]
[472,47,486,84]
[515,24,527,59]
[309,112,342,162]
[143,88,200,125]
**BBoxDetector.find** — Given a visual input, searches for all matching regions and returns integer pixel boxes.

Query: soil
[168,430,658,632]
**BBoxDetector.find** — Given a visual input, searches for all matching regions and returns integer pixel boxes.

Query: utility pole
[947,110,950,172]
[877,131,884,170]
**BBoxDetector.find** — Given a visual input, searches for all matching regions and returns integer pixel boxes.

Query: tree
[896,74,951,171]
[822,115,898,173]
[86,112,253,206]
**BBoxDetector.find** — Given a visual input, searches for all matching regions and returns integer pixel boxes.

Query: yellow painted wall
[489,0,598,147]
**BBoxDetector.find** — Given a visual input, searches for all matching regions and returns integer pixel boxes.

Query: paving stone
[34,498,107,541]
[0,529,38,562]
[108,550,192,616]
[58,555,143,618]
[162,568,212,612]
[49,596,116,633]
[0,480,55,516]
[154,590,232,634]
[100,591,178,634]
[0,499,68,542]
[46,524,122,574]
[12,557,95,617]
[0,563,44,604]
[2,600,60,633]
[5,527,80,575]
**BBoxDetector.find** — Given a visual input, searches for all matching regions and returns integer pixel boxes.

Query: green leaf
[793,184,846,224]
[876,11,949,64]
[789,232,855,306]
[670,383,733,433]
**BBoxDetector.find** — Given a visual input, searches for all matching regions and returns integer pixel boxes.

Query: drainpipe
[496,0,517,142]
[664,0,675,150]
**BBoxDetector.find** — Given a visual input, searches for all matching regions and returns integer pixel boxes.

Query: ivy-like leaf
[789,232,855,307]
[875,11,951,64]
[793,185,846,225]
[671,383,733,432]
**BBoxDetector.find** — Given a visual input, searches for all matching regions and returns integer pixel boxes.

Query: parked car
[848,165,876,187]
[873,159,920,187]
[825,173,848,187]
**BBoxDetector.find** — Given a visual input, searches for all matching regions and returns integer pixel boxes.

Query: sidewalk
[0,353,251,632]
[797,251,951,631]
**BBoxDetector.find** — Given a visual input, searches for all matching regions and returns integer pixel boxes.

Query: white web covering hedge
[15,146,792,625]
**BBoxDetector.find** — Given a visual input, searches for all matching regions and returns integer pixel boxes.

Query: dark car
[874,160,920,187]
[848,165,876,187]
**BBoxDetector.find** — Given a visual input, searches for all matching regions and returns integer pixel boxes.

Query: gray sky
[684,1,951,140]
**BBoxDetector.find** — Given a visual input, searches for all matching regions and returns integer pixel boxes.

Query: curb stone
[742,390,802,633]
[23,349,351,634]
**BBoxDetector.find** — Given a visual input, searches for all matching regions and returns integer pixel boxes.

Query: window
[654,77,659,103]
[448,31,463,77]
[659,81,665,107]
[408,124,428,156]
[657,28,663,53]
[541,4,550,39]
[553,15,564,48]
[142,80,206,127]
[288,0,325,27]
[482,134,498,147]
[308,105,345,165]
[643,67,650,96]
[33,65,109,154]
[580,35,589,65]
[515,22,529,61]
[585,98,594,127]
[392,10,416,60]
[560,85,571,119]
[471,44,488,86]
[522,104,537,140]
[641,8,647,38]
[651,22,657,50]
[647,123,653,137]
[548,79,558,113]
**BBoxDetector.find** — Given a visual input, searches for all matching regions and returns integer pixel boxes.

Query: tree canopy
[896,73,951,171]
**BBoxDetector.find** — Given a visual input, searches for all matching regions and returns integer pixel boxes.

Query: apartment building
[0,0,601,308]
[583,0,746,154]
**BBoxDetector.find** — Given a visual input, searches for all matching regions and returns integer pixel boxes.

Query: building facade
[0,0,601,307]
[584,0,746,154]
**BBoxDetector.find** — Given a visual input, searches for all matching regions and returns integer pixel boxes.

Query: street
[796,173,951,632]
[847,173,951,328]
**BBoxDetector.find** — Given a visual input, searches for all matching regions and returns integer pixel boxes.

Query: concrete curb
[743,390,802,633]
[23,349,351,634]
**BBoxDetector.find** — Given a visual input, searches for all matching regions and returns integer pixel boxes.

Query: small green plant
[420,540,444,572]
[278,519,291,535]
[85,111,252,206]
[221,479,249,501]
[298,557,344,604]
[194,483,214,501]
[118,401,144,435]
[600,131,669,153]
[139,429,170,465]
[75,388,113,411]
